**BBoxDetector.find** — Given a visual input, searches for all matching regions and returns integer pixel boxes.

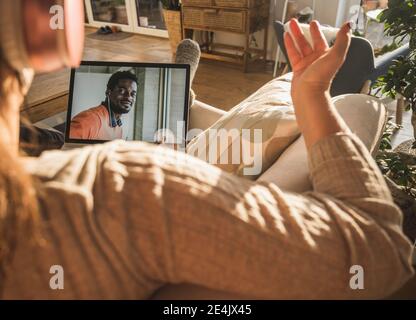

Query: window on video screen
[68,65,187,145]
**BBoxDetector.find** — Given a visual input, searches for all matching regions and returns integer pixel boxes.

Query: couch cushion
[257,94,387,192]
[186,75,300,180]
[189,100,227,131]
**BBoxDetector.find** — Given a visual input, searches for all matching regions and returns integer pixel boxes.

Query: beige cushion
[258,135,311,192]
[189,100,227,131]
[186,76,300,180]
[257,94,387,192]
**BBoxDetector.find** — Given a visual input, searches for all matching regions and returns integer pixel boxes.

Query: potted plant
[374,1,416,243]
[375,0,416,147]
[376,119,416,243]
[161,0,182,55]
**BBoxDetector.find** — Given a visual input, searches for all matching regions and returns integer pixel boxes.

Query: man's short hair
[107,71,138,90]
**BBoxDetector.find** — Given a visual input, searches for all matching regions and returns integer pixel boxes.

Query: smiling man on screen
[70,71,138,140]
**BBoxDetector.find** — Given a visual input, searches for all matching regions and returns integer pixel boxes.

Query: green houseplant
[376,118,416,242]
[375,0,416,142]
[161,0,182,54]
[374,1,416,242]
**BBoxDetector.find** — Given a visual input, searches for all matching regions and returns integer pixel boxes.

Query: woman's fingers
[285,19,352,77]
[309,20,329,52]
[289,19,313,57]
[284,32,302,67]
[328,22,352,66]
[314,22,351,81]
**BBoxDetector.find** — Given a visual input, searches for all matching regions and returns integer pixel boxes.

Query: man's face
[108,79,137,115]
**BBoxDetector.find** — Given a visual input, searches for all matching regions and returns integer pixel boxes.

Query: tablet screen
[66,61,190,148]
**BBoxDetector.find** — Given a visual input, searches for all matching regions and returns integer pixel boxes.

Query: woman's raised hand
[284,19,352,99]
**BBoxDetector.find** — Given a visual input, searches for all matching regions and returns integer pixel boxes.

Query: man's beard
[113,105,131,114]
[110,101,132,115]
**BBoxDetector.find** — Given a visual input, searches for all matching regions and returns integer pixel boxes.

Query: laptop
[62,61,191,151]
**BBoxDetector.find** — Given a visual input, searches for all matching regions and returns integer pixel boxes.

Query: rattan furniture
[181,0,270,72]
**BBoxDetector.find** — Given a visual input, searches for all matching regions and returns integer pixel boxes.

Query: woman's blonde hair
[0,57,39,286]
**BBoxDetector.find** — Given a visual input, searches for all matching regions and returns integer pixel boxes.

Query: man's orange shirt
[70,104,123,141]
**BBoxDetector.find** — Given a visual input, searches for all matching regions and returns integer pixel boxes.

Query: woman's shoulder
[23,140,152,183]
[22,140,216,186]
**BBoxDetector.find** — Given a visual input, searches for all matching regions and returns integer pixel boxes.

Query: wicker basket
[163,9,183,54]
[182,0,265,8]
[213,0,265,8]
[182,8,204,26]
[214,0,247,7]
[183,7,246,33]
[181,0,213,6]
[204,9,245,32]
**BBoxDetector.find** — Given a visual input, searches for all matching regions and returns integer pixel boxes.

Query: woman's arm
[277,19,415,296]
[284,19,352,149]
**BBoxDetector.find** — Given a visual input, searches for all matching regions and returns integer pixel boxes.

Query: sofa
[149,73,412,300]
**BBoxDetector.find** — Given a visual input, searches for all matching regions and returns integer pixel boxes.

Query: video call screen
[66,63,189,147]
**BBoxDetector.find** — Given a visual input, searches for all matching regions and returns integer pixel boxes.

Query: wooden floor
[25,27,273,122]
